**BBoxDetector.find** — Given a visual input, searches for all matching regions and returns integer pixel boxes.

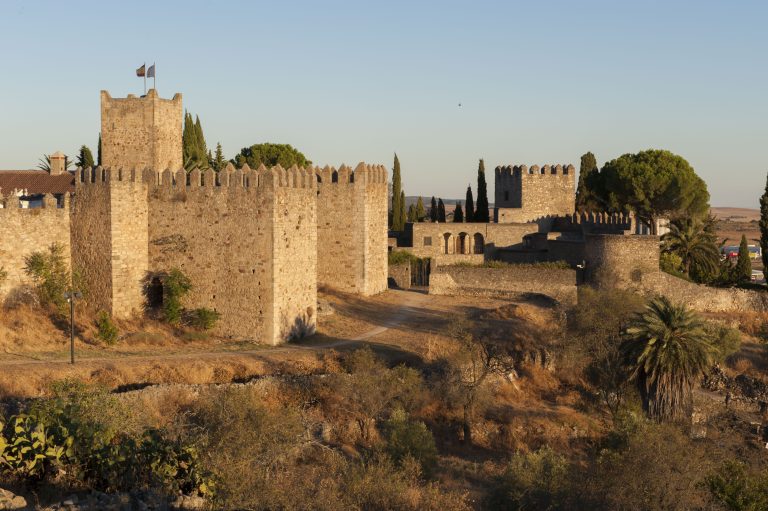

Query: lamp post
[63,291,82,364]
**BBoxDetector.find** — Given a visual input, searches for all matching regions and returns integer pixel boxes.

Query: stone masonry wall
[429,264,577,305]
[408,222,537,259]
[584,234,660,287]
[316,163,388,296]
[71,168,148,318]
[101,90,183,171]
[0,194,71,301]
[147,165,317,345]
[494,164,575,224]
[638,272,768,313]
[388,262,411,289]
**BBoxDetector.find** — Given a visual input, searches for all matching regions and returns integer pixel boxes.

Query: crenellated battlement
[495,164,575,177]
[0,192,69,212]
[315,162,388,185]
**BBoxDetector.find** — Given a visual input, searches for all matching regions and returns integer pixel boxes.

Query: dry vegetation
[2,285,768,509]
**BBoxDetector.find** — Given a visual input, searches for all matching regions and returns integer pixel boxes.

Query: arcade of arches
[442,232,484,255]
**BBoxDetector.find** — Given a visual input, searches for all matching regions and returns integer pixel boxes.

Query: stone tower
[100,89,183,171]
[494,164,575,226]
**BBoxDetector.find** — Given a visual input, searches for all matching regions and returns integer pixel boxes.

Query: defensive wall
[100,90,183,172]
[494,164,575,226]
[429,264,578,305]
[0,194,71,301]
[316,163,388,296]
[583,234,660,287]
[638,272,768,313]
[387,262,411,289]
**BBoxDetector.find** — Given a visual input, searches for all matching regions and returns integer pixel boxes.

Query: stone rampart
[639,272,768,313]
[316,163,388,296]
[584,234,660,287]
[388,262,411,289]
[146,163,318,344]
[429,264,577,305]
[0,194,71,301]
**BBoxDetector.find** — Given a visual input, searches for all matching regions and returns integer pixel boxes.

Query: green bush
[485,447,571,510]
[706,460,768,511]
[388,251,422,266]
[0,414,74,478]
[707,323,742,363]
[23,243,72,314]
[189,307,220,331]
[384,406,437,474]
[163,268,192,325]
[95,310,119,345]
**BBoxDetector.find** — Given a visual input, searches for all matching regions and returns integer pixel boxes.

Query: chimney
[50,151,66,175]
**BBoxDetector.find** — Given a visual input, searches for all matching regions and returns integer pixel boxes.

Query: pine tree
[430,197,438,222]
[415,197,425,221]
[438,199,446,222]
[761,172,768,282]
[454,203,464,222]
[391,154,406,231]
[97,133,102,166]
[213,143,226,172]
[465,185,475,222]
[735,234,752,283]
[474,159,490,222]
[576,151,598,210]
[77,145,94,169]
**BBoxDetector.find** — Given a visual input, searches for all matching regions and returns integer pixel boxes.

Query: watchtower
[100,89,183,171]
[494,164,576,225]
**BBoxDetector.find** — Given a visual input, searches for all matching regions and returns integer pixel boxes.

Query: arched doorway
[443,233,454,254]
[458,232,469,254]
[473,233,484,254]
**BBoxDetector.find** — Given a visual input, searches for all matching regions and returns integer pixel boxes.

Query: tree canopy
[453,203,464,223]
[576,151,598,210]
[474,159,490,222]
[182,112,209,170]
[77,145,94,169]
[588,149,710,233]
[465,186,475,223]
[233,143,310,169]
[437,199,446,223]
[391,154,406,231]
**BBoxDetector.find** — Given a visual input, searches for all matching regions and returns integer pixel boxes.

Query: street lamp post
[63,291,82,364]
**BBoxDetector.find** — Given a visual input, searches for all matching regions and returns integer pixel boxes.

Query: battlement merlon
[0,192,70,212]
[100,89,182,104]
[314,162,388,185]
[495,164,576,178]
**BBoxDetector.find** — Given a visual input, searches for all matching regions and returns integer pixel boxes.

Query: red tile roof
[0,170,75,195]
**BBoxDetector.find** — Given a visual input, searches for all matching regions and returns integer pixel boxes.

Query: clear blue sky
[1,0,766,207]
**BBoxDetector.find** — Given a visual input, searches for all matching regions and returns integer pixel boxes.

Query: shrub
[383,406,437,474]
[95,310,119,345]
[0,414,74,479]
[388,251,421,266]
[706,460,768,511]
[188,307,220,330]
[485,447,571,510]
[23,243,72,314]
[163,268,192,325]
[707,323,742,363]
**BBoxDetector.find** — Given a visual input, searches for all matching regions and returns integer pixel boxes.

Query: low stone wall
[388,263,411,289]
[429,264,577,305]
[639,272,768,313]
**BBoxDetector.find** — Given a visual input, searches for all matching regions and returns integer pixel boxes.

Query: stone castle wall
[70,168,148,318]
[101,90,183,171]
[146,165,318,345]
[316,163,388,296]
[0,195,71,301]
[584,234,660,286]
[405,222,538,260]
[494,164,575,224]
[429,264,577,305]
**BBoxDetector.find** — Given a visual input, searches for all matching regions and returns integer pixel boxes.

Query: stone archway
[457,232,469,254]
[443,233,454,254]
[473,233,484,254]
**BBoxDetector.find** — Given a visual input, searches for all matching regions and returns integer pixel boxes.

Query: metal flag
[136,64,146,77]
[147,64,155,78]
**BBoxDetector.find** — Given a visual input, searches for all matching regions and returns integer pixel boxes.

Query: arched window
[473,233,484,254]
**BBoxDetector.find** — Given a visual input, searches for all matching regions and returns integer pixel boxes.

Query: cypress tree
[182,112,196,167]
[213,143,226,172]
[430,197,438,222]
[453,203,464,222]
[735,234,752,283]
[416,197,425,221]
[97,133,102,166]
[576,151,598,210]
[391,154,405,231]
[438,199,446,222]
[465,185,475,222]
[407,204,418,223]
[474,159,490,222]
[77,145,94,169]
[761,172,768,282]
[194,115,208,164]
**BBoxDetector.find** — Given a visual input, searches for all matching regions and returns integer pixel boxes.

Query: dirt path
[0,290,431,368]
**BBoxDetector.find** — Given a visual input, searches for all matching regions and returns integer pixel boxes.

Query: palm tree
[662,216,720,277]
[621,297,715,422]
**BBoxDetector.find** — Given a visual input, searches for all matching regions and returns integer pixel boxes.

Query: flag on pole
[136,64,146,77]
[147,64,155,78]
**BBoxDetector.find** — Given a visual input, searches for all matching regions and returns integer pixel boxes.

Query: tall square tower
[100,89,182,171]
